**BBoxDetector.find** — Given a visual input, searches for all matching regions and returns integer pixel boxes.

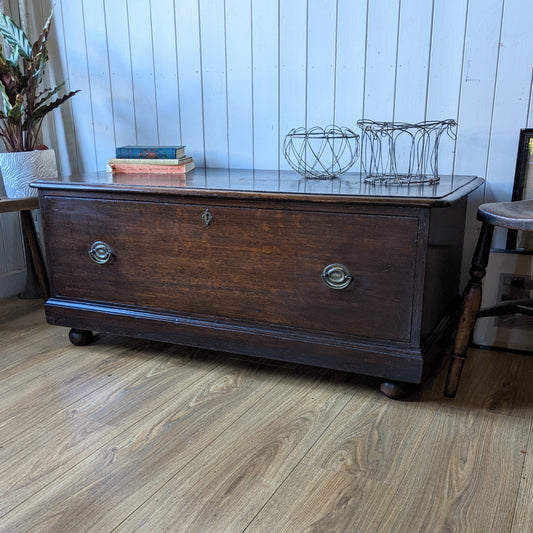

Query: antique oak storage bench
[34,169,482,398]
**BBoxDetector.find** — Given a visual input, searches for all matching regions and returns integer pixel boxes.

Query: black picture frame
[506,128,533,249]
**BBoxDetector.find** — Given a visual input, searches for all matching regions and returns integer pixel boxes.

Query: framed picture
[473,250,533,353]
[506,128,533,249]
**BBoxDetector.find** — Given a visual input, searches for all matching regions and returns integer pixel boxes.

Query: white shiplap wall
[0,0,31,298]
[1,0,533,296]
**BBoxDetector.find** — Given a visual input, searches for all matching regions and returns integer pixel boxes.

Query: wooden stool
[0,196,49,300]
[444,199,533,397]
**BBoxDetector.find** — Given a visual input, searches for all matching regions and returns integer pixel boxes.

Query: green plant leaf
[27,88,80,125]
[7,98,21,124]
[34,81,66,107]
[0,58,18,102]
[0,9,78,150]
[0,80,12,115]
[0,12,32,62]
[30,10,52,76]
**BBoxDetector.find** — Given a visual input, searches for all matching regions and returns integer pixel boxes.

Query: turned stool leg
[445,222,494,398]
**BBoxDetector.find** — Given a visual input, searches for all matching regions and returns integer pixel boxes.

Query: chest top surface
[33,168,482,207]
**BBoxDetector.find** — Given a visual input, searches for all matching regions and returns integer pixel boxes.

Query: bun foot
[69,328,94,346]
[380,381,412,399]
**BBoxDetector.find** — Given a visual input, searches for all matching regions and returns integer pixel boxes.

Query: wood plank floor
[1,296,532,532]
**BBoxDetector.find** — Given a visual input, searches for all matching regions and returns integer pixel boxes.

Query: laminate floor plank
[0,338,166,439]
[248,390,440,531]
[251,409,530,533]
[0,296,42,325]
[0,297,47,343]
[300,391,439,481]
[2,297,533,532]
[246,463,394,533]
[0,356,286,532]
[0,306,69,372]
[511,426,533,533]
[0,347,221,518]
[418,346,533,419]
[376,408,531,532]
[0,341,90,400]
[114,369,356,533]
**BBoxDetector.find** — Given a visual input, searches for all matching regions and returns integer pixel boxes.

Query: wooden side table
[0,196,49,299]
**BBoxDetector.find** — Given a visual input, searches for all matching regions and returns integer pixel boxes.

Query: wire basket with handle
[283,125,359,179]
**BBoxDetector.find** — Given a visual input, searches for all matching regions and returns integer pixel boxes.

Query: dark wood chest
[36,169,482,396]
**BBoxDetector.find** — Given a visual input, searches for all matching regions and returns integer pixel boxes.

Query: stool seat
[478,199,533,231]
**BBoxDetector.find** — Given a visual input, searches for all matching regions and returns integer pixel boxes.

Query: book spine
[107,156,192,166]
[115,146,184,159]
[108,162,195,174]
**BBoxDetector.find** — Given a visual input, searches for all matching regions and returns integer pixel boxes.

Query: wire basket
[283,125,359,179]
[357,119,457,184]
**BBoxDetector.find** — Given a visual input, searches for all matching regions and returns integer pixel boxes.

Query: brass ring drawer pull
[88,241,113,264]
[322,263,352,290]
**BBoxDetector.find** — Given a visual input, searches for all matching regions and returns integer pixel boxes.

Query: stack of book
[106,145,195,174]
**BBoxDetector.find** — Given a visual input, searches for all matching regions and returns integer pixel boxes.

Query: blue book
[116,145,186,159]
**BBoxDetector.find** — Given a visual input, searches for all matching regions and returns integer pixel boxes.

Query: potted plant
[0,10,79,197]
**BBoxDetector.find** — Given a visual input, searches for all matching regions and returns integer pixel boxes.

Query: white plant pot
[0,149,58,198]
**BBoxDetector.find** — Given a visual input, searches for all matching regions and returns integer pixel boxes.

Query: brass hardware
[322,263,352,290]
[88,241,112,264]
[201,208,214,225]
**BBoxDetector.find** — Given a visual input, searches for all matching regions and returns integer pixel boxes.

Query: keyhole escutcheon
[202,208,214,226]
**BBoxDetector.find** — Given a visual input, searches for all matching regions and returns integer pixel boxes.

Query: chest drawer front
[43,197,419,342]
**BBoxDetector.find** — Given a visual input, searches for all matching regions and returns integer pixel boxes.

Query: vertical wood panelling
[453,0,504,179]
[103,0,135,150]
[485,1,533,201]
[426,0,468,119]
[363,0,400,120]
[199,0,229,168]
[127,0,159,146]
[48,1,80,176]
[306,1,336,127]
[82,0,115,171]
[151,0,181,146]
[425,0,469,176]
[251,1,279,170]
[174,0,205,166]
[334,0,367,130]
[279,0,307,171]
[0,217,6,275]
[225,0,253,169]
[451,0,505,279]
[0,212,24,275]
[0,212,24,271]
[34,0,58,158]
[58,0,97,173]
[393,1,433,123]
[40,0,532,181]
[391,1,434,176]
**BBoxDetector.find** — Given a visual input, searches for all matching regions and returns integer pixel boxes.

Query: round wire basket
[283,125,359,179]
[357,119,457,184]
